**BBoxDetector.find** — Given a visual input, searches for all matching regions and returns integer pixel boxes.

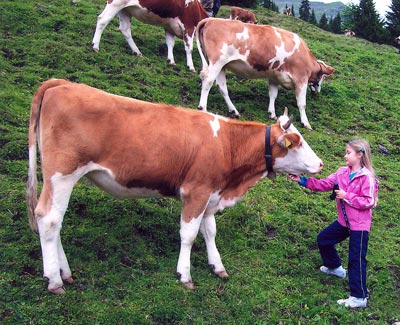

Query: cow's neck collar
[265,126,276,180]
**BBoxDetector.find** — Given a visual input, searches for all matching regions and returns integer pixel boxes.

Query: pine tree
[299,0,311,22]
[310,9,317,25]
[331,12,342,34]
[352,0,388,43]
[386,0,400,39]
[319,13,329,31]
[291,4,295,17]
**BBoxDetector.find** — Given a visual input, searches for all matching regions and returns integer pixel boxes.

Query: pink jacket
[305,166,379,232]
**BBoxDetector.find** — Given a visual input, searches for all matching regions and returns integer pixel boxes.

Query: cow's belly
[226,61,295,89]
[124,7,184,38]
[86,169,162,199]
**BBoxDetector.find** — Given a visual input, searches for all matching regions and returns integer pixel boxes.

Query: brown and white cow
[230,6,258,24]
[196,18,334,129]
[92,0,208,71]
[285,7,292,16]
[344,29,355,37]
[27,79,323,294]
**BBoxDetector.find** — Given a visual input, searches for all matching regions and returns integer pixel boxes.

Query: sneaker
[320,265,346,279]
[337,296,367,308]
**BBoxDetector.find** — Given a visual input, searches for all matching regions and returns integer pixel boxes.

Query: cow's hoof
[183,281,195,290]
[304,124,313,130]
[229,112,240,119]
[92,46,99,53]
[197,106,206,111]
[63,276,74,285]
[215,270,229,278]
[209,264,229,278]
[49,285,66,295]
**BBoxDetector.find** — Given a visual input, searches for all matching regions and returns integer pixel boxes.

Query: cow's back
[39,82,236,194]
[198,18,315,77]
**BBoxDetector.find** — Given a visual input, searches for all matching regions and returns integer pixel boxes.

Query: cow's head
[309,60,334,94]
[271,108,323,176]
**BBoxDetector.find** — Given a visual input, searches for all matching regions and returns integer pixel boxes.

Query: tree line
[222,0,400,46]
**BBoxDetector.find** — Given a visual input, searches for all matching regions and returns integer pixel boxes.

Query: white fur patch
[236,26,249,41]
[269,27,301,69]
[208,113,228,137]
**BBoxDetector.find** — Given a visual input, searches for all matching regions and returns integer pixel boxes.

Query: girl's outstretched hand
[289,174,300,182]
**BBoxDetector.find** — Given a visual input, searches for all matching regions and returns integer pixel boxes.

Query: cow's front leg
[165,31,176,66]
[267,83,279,120]
[296,83,312,130]
[177,188,210,289]
[200,214,228,278]
[177,213,204,289]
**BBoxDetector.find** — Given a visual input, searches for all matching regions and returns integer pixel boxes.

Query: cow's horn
[282,115,293,130]
[284,107,288,116]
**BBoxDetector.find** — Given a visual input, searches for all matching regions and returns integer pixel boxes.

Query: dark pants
[317,220,369,298]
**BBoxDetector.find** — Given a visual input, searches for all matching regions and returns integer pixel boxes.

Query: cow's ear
[278,133,301,149]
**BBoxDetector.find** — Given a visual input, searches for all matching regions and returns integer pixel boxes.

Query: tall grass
[0,1,399,324]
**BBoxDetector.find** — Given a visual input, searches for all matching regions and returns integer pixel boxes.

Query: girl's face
[344,145,362,168]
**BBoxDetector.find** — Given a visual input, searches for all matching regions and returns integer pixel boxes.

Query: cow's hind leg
[200,214,228,278]
[92,4,123,52]
[118,11,142,56]
[215,70,240,117]
[36,172,80,294]
[198,63,225,113]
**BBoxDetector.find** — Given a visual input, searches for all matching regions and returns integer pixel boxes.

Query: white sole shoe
[320,265,346,279]
[337,296,367,308]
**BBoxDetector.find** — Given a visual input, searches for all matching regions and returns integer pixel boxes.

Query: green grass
[1,1,399,324]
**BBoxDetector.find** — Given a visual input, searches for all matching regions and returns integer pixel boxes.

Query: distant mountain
[274,0,347,20]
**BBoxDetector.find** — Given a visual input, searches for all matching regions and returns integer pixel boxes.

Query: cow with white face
[27,79,323,294]
[196,18,335,129]
[92,0,208,71]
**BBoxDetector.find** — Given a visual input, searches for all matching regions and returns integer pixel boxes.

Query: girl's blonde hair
[347,139,375,176]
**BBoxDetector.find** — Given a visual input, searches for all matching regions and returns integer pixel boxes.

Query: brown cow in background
[230,6,258,24]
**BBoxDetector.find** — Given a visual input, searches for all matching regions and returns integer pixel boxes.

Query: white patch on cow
[269,27,301,69]
[207,113,228,137]
[236,26,249,41]
[204,191,242,216]
[185,0,194,6]
[58,162,164,198]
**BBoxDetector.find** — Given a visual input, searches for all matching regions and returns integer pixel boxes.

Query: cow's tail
[27,78,69,232]
[196,18,210,77]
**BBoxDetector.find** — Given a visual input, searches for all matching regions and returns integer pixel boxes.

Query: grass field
[1,1,399,324]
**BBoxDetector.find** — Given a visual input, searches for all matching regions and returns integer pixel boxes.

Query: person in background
[289,139,379,308]
[200,0,220,17]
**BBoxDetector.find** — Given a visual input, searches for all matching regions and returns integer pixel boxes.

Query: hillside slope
[0,2,399,324]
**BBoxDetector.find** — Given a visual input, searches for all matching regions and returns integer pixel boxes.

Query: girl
[289,139,379,308]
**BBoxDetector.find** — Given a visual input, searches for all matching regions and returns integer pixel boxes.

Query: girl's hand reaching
[289,174,300,182]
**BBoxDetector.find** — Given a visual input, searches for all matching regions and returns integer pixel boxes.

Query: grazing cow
[92,0,208,71]
[285,7,292,16]
[344,29,355,37]
[230,6,258,24]
[27,79,323,294]
[196,18,334,129]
